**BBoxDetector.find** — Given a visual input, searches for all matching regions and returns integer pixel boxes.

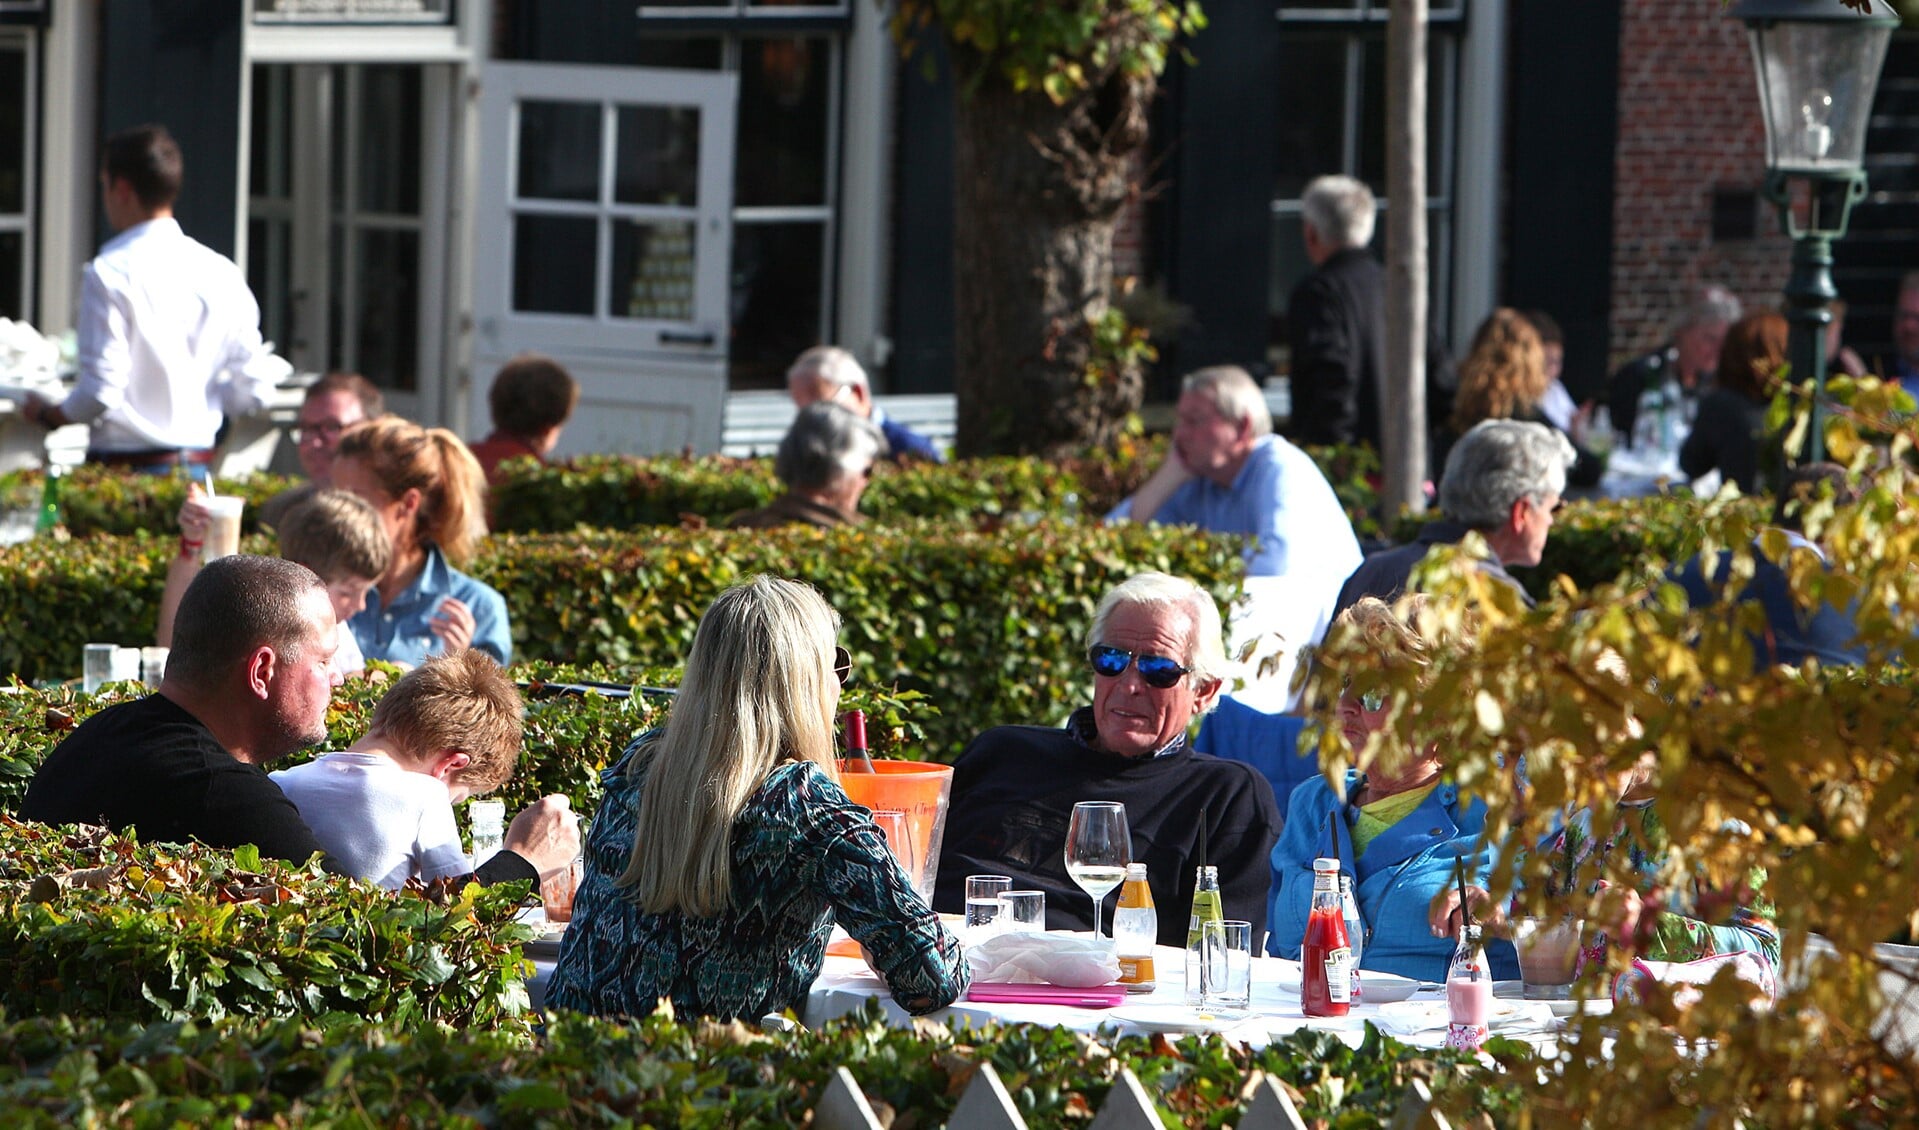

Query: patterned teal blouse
[546,735,969,1021]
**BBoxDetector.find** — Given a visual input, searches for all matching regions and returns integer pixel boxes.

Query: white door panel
[474,62,736,455]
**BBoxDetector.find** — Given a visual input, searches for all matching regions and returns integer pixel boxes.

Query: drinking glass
[1064,801,1131,939]
[1513,916,1583,999]
[964,874,1013,943]
[870,809,918,881]
[542,856,584,924]
[999,890,1046,933]
[82,643,115,694]
[1200,919,1253,1014]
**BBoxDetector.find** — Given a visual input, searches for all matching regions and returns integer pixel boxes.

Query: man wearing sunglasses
[1332,418,1575,621]
[933,573,1281,947]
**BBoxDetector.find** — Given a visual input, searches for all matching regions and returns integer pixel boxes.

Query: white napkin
[1371,999,1559,1040]
[965,932,1121,987]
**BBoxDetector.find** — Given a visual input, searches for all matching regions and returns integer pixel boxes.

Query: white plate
[1493,980,1612,1018]
[1262,967,1421,1005]
[1108,1003,1247,1034]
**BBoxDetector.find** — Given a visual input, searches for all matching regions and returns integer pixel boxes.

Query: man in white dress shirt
[22,124,284,474]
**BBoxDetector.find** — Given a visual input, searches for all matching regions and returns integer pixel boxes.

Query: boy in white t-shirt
[158,486,388,681]
[273,649,524,889]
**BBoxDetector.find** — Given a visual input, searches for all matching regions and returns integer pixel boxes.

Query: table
[801,945,1577,1052]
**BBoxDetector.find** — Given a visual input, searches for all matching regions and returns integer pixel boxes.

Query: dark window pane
[729,221,823,388]
[1274,33,1347,200]
[355,66,422,215]
[249,65,293,202]
[247,217,294,355]
[737,37,830,206]
[352,229,420,391]
[613,106,701,206]
[518,101,601,202]
[0,231,22,320]
[610,220,697,321]
[631,37,724,69]
[1355,34,1452,194]
[514,215,598,315]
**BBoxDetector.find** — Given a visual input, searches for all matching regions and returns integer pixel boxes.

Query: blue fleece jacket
[1267,771,1519,983]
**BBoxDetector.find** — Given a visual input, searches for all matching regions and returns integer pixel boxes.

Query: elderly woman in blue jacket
[1266,596,1519,983]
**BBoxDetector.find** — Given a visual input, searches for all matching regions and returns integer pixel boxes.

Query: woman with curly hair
[1442,308,1603,489]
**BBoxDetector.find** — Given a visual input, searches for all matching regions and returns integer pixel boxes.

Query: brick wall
[1609,0,1793,369]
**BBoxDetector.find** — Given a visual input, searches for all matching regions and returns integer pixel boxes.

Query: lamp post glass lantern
[1733,0,1898,463]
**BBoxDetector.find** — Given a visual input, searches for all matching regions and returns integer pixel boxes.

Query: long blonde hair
[334,416,489,565]
[618,576,842,916]
[1451,308,1548,434]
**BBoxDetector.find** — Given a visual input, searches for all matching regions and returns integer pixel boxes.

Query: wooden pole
[1384,0,1430,519]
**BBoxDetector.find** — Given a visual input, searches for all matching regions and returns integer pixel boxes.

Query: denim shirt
[349,544,512,666]
[1268,770,1519,983]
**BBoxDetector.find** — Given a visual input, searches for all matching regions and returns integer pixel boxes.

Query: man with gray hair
[728,401,886,529]
[786,345,945,463]
[1112,364,1362,587]
[1332,418,1576,619]
[934,572,1281,946]
[1287,174,1455,449]
[1608,284,1743,449]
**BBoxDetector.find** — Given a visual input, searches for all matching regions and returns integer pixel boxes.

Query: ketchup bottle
[1300,857,1353,1017]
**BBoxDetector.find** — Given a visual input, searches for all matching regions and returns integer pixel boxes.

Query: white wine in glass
[1065,801,1132,939]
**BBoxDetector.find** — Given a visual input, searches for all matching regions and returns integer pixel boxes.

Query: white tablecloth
[801,946,1576,1052]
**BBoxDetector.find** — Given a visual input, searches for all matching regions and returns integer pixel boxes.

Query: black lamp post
[1732,0,1897,463]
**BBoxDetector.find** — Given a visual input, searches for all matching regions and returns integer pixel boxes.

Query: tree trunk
[1384,0,1429,517]
[951,72,1151,458]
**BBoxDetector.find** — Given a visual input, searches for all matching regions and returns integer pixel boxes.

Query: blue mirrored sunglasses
[1088,644,1191,689]
[1341,678,1386,713]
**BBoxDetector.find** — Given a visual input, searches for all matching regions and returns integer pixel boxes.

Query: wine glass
[1064,801,1132,939]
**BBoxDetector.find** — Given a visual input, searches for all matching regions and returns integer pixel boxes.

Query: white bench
[721,390,957,459]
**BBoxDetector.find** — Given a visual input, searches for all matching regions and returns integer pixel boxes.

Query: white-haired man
[1607,284,1742,449]
[1287,174,1455,450]
[787,345,945,464]
[1110,365,1362,588]
[934,573,1281,947]
[1332,418,1576,620]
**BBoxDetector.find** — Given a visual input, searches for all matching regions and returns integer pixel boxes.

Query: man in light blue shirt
[1108,365,1362,584]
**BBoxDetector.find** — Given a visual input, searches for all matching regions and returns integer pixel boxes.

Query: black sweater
[933,709,1280,947]
[19,693,536,887]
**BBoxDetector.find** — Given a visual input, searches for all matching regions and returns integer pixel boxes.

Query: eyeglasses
[292,421,350,445]
[1088,644,1191,690]
[833,645,852,687]
[1532,494,1566,518]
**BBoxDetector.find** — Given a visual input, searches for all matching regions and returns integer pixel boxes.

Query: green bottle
[34,465,62,536]
[1183,864,1223,1005]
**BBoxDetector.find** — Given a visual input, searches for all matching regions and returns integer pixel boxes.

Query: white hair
[786,345,870,393]
[1439,419,1575,529]
[1673,285,1743,337]
[1086,572,1228,708]
[1181,365,1273,437]
[775,401,886,490]
[1301,175,1377,250]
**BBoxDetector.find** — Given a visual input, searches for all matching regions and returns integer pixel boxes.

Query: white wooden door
[473,62,737,456]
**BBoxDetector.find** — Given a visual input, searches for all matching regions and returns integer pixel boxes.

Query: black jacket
[1331,519,1535,622]
[1286,248,1456,453]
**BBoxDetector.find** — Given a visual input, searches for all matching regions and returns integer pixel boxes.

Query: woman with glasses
[330,416,511,666]
[1265,595,1520,983]
[547,575,968,1021]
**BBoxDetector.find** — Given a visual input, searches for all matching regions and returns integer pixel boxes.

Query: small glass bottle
[1300,858,1352,1017]
[1113,862,1157,993]
[34,464,62,536]
[1445,924,1494,1051]
[1338,872,1365,1004]
[1183,865,1223,1005]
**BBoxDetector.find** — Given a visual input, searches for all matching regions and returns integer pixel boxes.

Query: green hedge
[0,466,297,539]
[0,521,1245,760]
[0,1005,1525,1127]
[1388,494,1773,599]
[0,822,532,1030]
[0,672,935,823]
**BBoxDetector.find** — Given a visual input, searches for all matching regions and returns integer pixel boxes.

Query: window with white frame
[624,2,847,387]
[0,31,34,323]
[1269,1,1462,372]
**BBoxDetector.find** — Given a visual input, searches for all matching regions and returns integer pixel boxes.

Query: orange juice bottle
[1113,863,1157,992]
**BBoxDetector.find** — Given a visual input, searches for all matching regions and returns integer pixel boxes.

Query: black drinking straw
[1455,868,1479,980]
[1326,809,1337,861]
